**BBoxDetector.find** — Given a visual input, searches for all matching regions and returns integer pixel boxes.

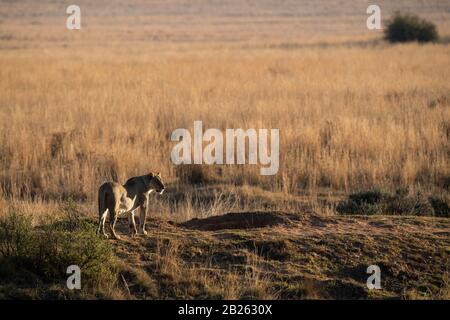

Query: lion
[96,172,165,239]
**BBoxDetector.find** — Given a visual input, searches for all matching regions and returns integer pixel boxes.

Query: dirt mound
[180,211,299,231]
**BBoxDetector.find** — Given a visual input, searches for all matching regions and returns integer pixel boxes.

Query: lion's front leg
[138,198,148,235]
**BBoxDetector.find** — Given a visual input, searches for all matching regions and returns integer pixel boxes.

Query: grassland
[0,0,449,299]
[0,44,449,200]
[1,201,448,299]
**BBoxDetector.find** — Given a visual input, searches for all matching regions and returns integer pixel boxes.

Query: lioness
[97,172,165,239]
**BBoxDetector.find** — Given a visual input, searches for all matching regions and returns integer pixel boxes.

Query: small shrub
[37,222,115,285]
[384,12,438,43]
[336,188,390,215]
[387,191,434,216]
[337,188,440,216]
[176,165,220,185]
[348,188,390,205]
[0,211,118,297]
[0,212,34,259]
[429,196,450,218]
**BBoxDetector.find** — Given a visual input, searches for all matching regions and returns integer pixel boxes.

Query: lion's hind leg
[97,209,109,238]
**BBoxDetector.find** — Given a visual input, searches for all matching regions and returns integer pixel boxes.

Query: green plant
[175,165,220,185]
[387,191,434,216]
[428,195,450,218]
[336,188,390,215]
[337,188,440,216]
[384,12,438,43]
[0,212,34,259]
[0,211,118,297]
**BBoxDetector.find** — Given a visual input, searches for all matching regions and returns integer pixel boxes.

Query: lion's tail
[97,183,109,235]
[98,183,108,218]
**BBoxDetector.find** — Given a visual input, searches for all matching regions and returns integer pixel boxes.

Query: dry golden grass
[1,0,449,204]
[0,0,449,300]
[0,43,449,202]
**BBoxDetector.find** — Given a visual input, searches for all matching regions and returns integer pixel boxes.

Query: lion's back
[123,176,145,194]
[99,181,124,204]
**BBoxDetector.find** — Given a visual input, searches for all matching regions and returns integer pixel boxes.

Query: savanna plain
[0,0,449,299]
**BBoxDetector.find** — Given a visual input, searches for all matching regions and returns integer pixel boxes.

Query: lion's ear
[157,172,161,177]
[148,172,154,177]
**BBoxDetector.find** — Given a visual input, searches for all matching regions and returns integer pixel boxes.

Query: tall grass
[0,44,449,202]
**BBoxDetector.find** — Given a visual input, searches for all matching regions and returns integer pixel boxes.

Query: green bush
[176,164,220,185]
[0,211,118,297]
[428,196,450,218]
[336,188,390,215]
[387,190,434,216]
[384,12,438,43]
[0,212,34,259]
[337,188,444,217]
